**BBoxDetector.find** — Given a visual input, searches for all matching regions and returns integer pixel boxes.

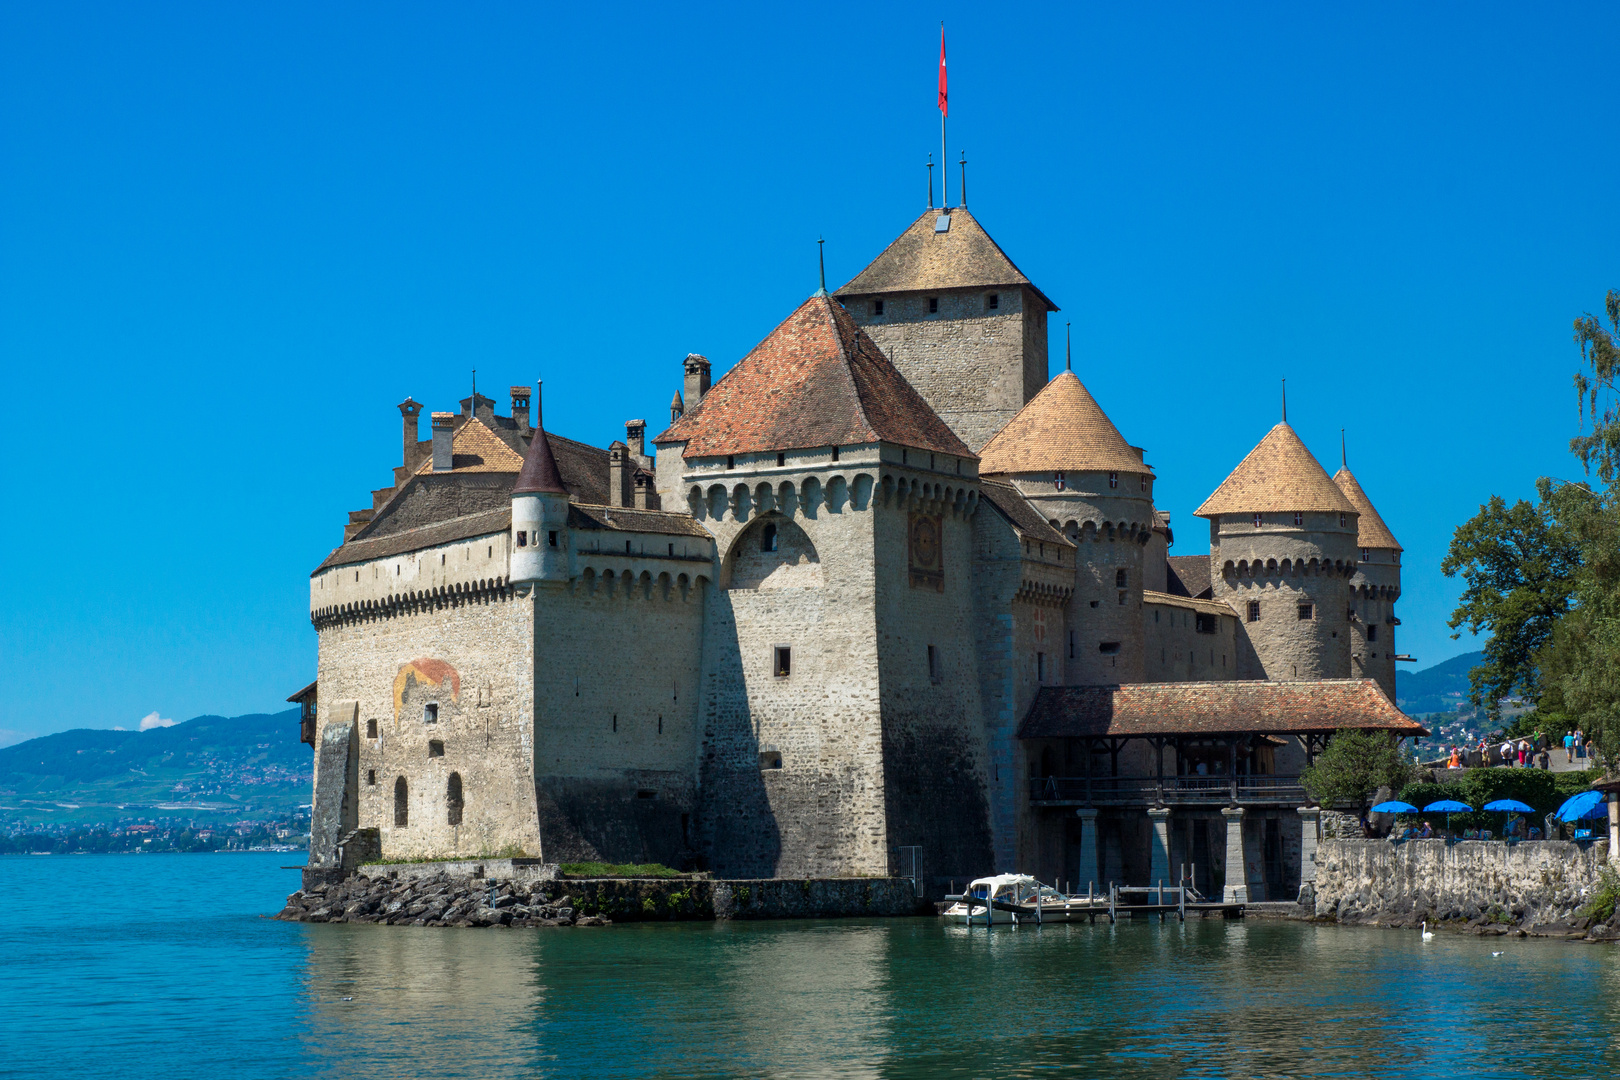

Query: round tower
[1334,461,1402,699]
[1195,423,1358,681]
[979,370,1154,684]
[510,400,570,588]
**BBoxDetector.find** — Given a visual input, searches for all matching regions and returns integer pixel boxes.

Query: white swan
[1421,920,1435,940]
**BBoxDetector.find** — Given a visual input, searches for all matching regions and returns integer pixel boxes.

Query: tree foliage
[1300,729,1418,815]
[1572,289,1620,483]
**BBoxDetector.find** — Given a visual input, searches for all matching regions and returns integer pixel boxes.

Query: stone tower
[1334,461,1402,699]
[835,207,1057,452]
[509,395,571,589]
[978,370,1154,684]
[1196,423,1359,681]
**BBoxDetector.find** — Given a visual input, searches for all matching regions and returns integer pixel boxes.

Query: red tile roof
[654,293,973,459]
[1019,680,1427,739]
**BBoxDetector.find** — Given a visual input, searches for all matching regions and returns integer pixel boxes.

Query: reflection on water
[4,854,1620,1080]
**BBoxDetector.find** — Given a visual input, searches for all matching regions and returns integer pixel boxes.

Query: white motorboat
[941,874,1102,925]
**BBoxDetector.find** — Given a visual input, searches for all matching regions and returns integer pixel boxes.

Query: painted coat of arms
[908,512,944,592]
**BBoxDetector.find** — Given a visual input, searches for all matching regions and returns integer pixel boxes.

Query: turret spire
[815,236,827,297]
[1281,378,1287,423]
[1065,322,1071,371]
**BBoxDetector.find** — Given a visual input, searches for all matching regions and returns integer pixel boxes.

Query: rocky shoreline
[276,871,610,928]
[1314,905,1620,943]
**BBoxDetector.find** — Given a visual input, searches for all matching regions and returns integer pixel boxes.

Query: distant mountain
[1396,651,1483,716]
[0,708,310,829]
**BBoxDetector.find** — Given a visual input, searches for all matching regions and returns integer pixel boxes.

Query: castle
[294,200,1423,903]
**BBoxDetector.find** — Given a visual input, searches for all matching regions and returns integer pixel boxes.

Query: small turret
[510,391,570,588]
[1335,459,1402,699]
[670,390,684,424]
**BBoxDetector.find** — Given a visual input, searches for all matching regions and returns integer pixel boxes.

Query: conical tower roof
[834,207,1058,311]
[513,419,566,494]
[978,370,1148,476]
[653,294,972,458]
[1334,467,1402,551]
[1195,423,1357,518]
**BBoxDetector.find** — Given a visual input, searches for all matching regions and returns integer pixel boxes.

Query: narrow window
[367,769,376,786]
[1298,603,1314,621]
[928,644,940,682]
[637,789,657,800]
[1115,568,1128,587]
[366,719,378,739]
[487,546,491,558]
[355,571,360,581]
[517,530,528,547]
[1068,630,1076,659]
[1339,513,1347,527]
[902,449,908,465]
[1098,642,1121,655]
[658,715,663,734]
[928,297,939,313]
[774,645,791,678]
[987,292,999,310]
[1108,471,1119,489]
[726,455,735,470]
[625,540,632,553]
[668,543,674,556]
[1054,471,1066,491]
[831,446,840,462]
[777,452,785,467]
[1037,652,1045,681]
[428,740,444,758]
[612,714,617,732]
[872,299,883,316]
[1154,609,1160,623]
[1247,601,1261,622]
[447,773,463,826]
[394,777,408,827]
[1362,548,1370,562]
[1253,513,1263,528]
[1368,625,1379,641]
[762,522,778,551]
[1140,475,1147,492]
[423,702,438,724]
[1293,512,1303,527]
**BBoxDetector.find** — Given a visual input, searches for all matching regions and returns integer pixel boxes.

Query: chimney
[399,397,424,472]
[608,442,630,508]
[431,412,455,472]
[634,472,655,510]
[683,354,711,409]
[511,386,531,433]
[625,419,647,466]
[670,390,684,424]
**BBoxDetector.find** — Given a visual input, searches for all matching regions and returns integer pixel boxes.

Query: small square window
[1247,601,1261,622]
[1253,513,1263,528]
[1098,642,1121,655]
[423,703,438,724]
[1195,613,1217,634]
[367,769,376,786]
[928,297,939,313]
[1108,471,1118,489]
[516,530,528,547]
[987,293,999,310]
[428,740,444,758]
[774,645,791,678]
[1298,603,1314,621]
[366,719,378,739]
[760,750,783,769]
[872,299,884,316]
[1368,625,1379,641]
[1293,512,1303,527]
[548,530,558,548]
[1115,568,1128,587]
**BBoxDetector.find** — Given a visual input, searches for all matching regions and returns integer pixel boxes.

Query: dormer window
[1253,513,1263,528]
[1108,472,1118,489]
[1054,471,1066,491]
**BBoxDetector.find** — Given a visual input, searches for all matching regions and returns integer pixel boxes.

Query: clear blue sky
[2,2,1616,745]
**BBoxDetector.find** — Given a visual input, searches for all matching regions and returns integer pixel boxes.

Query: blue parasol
[1371,801,1418,814]
[1555,790,1607,822]
[1484,798,1535,840]
[1423,799,1473,836]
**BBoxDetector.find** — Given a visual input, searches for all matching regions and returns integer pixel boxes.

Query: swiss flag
[938,27,948,116]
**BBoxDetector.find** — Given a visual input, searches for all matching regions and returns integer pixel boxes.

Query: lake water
[3,852,1618,1079]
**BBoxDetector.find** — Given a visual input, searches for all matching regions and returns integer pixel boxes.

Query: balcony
[1028,774,1309,807]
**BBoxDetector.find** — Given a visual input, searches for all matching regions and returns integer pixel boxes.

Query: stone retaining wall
[569,877,925,921]
[1314,837,1612,927]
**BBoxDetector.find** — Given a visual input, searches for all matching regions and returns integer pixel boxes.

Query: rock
[577,916,606,927]
[556,907,575,920]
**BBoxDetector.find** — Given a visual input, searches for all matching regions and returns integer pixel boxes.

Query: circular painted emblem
[912,516,939,567]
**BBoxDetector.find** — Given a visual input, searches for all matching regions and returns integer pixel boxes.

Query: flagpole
[942,112,948,209]
[940,22,948,209]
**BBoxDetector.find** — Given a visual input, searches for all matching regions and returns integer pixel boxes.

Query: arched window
[394,776,409,827]
[761,522,778,552]
[447,773,463,826]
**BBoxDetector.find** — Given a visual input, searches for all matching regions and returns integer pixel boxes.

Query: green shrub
[1398,768,1569,832]
[558,862,682,878]
[1579,864,1620,923]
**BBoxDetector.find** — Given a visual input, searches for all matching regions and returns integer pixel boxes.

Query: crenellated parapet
[312,576,514,630]
[1220,556,1361,581]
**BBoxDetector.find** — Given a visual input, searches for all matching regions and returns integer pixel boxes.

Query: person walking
[1565,730,1576,763]
[1500,738,1515,768]
[1518,739,1531,767]
[1575,729,1586,761]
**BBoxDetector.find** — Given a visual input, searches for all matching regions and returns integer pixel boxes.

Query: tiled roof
[978,371,1148,476]
[834,208,1057,311]
[1141,590,1232,617]
[1165,554,1213,599]
[513,422,566,494]
[1333,467,1402,551]
[1194,423,1358,517]
[653,293,973,459]
[316,507,512,572]
[1018,680,1428,739]
[567,503,712,539]
[979,480,1075,548]
[415,417,524,474]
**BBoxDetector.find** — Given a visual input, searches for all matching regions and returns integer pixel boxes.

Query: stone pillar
[1076,808,1100,892]
[1297,806,1321,905]
[1608,792,1619,863]
[1222,807,1248,903]
[1148,807,1171,890]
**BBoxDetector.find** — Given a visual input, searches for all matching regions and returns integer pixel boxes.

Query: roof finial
[472,368,477,399]
[1341,428,1347,469]
[815,236,828,297]
[535,379,543,429]
[926,154,934,210]
[1065,322,1071,370]
[1281,378,1287,423]
[959,151,967,208]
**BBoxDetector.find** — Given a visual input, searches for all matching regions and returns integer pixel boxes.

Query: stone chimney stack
[634,472,655,510]
[608,442,630,508]
[625,419,648,467]
[431,412,455,472]
[670,390,684,424]
[399,398,424,472]
[511,386,531,433]
[683,354,711,409]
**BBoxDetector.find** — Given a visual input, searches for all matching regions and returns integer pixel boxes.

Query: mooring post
[1109,883,1116,924]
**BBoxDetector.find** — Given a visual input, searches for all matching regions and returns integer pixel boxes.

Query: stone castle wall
[1142,596,1241,681]
[1349,554,1400,699]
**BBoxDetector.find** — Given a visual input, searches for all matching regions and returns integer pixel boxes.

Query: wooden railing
[1028,774,1309,806]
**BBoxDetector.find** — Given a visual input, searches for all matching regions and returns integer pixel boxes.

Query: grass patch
[1580,864,1620,924]
[559,862,683,878]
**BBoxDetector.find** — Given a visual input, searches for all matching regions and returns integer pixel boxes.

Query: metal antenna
[927,154,934,209]
[816,236,827,296]
[959,152,967,208]
[1281,378,1287,423]
[1341,428,1347,469]
[1066,322,1071,370]
[472,368,477,401]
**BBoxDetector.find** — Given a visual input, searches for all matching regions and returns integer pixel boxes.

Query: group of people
[1442,737,1550,770]
[1563,729,1589,763]
[1393,819,1543,842]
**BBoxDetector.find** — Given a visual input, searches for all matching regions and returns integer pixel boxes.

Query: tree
[1300,729,1419,818]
